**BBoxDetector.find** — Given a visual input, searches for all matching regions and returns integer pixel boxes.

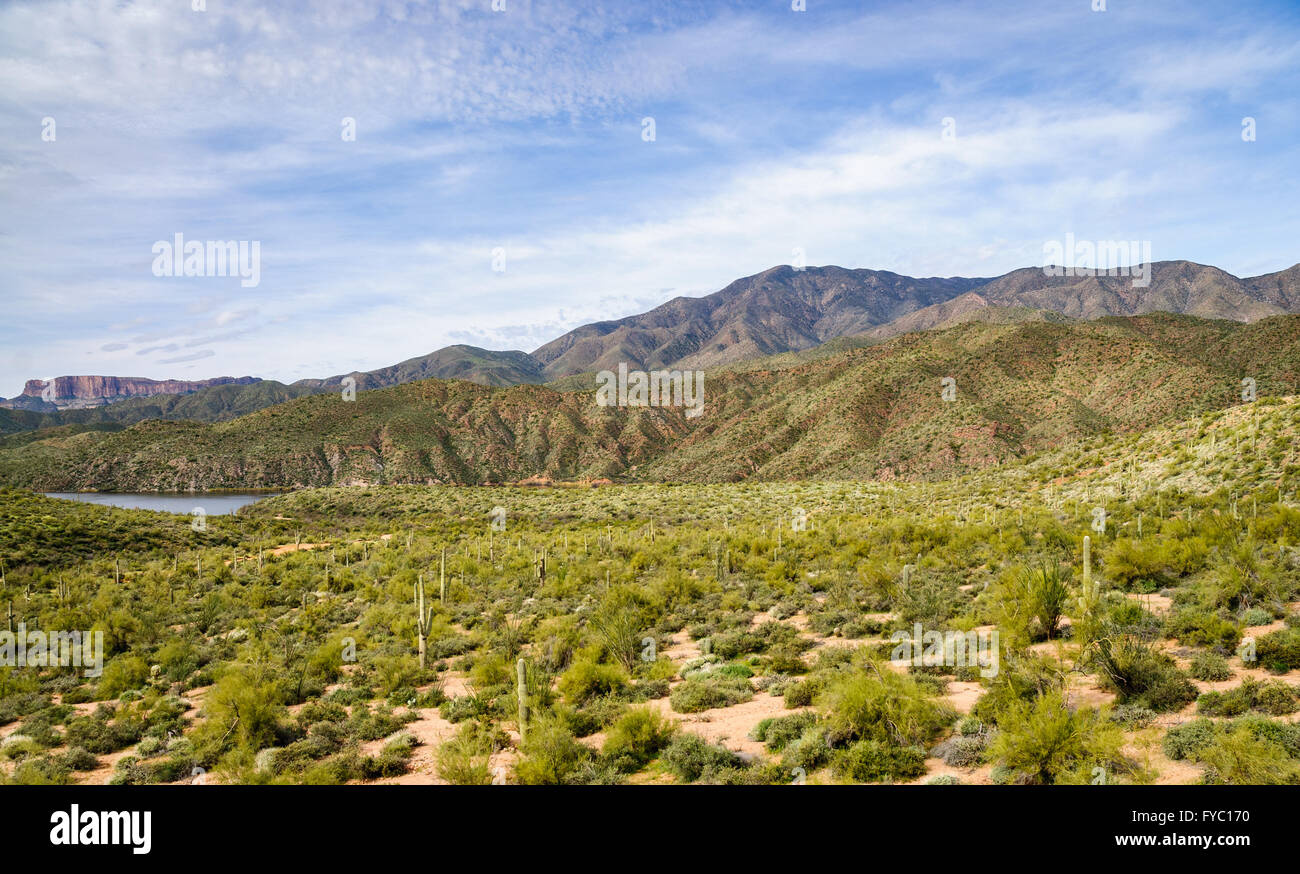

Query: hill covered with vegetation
[1,313,1297,492]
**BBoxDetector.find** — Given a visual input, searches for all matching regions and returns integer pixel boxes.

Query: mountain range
[3,312,1297,491]
[2,259,1297,439]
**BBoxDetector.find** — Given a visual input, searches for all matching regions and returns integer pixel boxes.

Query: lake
[44,492,280,515]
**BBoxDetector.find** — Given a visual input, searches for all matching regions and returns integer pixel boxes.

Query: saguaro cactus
[439,547,447,603]
[415,573,433,670]
[517,658,529,743]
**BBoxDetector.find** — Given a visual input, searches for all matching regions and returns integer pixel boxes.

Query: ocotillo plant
[415,573,433,670]
[517,658,528,743]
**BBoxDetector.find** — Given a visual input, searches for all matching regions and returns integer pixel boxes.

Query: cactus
[1079,534,1097,609]
[415,573,433,670]
[517,658,529,743]
[440,547,447,602]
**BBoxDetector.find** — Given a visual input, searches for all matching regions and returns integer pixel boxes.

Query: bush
[750,712,819,751]
[96,655,150,700]
[661,733,744,783]
[1162,718,1217,761]
[783,681,815,708]
[669,674,753,714]
[1256,628,1300,673]
[1198,725,1300,785]
[831,740,926,783]
[819,665,954,747]
[1092,636,1196,713]
[1108,704,1155,730]
[931,734,987,767]
[601,706,676,772]
[987,690,1124,784]
[1189,651,1233,682]
[436,722,496,785]
[1165,609,1240,651]
[558,658,628,705]
[514,719,591,785]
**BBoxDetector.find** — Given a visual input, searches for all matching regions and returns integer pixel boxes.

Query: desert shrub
[436,722,496,785]
[669,674,753,713]
[1189,651,1233,682]
[926,774,961,785]
[987,690,1125,785]
[601,706,676,771]
[1164,609,1240,650]
[661,733,744,783]
[781,725,831,773]
[1108,704,1155,730]
[819,664,954,748]
[65,711,144,755]
[783,680,815,708]
[1198,725,1300,785]
[1199,678,1297,717]
[193,667,287,756]
[831,740,926,783]
[971,656,1061,725]
[96,655,150,700]
[360,733,415,780]
[1162,719,1218,761]
[58,746,99,771]
[514,719,591,785]
[1255,627,1300,673]
[931,734,987,768]
[558,657,628,705]
[6,755,73,785]
[750,712,819,751]
[1242,607,1274,627]
[1232,714,1300,758]
[1092,636,1196,712]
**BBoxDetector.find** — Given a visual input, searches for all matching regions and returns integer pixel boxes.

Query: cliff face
[0,375,259,411]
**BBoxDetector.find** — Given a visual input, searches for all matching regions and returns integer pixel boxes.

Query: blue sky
[2,0,1298,395]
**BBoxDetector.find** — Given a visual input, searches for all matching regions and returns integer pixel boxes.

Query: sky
[1,0,1298,395]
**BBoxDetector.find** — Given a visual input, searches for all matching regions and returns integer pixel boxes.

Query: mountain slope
[530,265,991,378]
[3,313,1297,491]
[296,344,546,391]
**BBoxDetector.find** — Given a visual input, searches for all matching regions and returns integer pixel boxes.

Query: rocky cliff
[0,375,260,411]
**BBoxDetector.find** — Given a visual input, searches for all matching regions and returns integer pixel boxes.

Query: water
[43,492,279,515]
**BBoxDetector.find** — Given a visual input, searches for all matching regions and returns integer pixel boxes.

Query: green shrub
[515,719,592,785]
[987,690,1124,784]
[661,733,743,783]
[436,722,495,785]
[1198,725,1300,785]
[1255,627,1300,673]
[819,665,954,747]
[96,655,150,700]
[601,706,676,771]
[750,712,819,751]
[831,740,926,783]
[1092,636,1196,713]
[558,658,628,705]
[669,674,753,713]
[1189,651,1233,682]
[1162,718,1217,761]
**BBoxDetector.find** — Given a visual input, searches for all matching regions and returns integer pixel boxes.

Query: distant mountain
[0,375,259,412]
[6,259,1296,432]
[530,265,990,378]
[294,344,545,391]
[4,313,1296,491]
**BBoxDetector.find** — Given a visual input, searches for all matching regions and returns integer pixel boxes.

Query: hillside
[3,313,1297,492]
